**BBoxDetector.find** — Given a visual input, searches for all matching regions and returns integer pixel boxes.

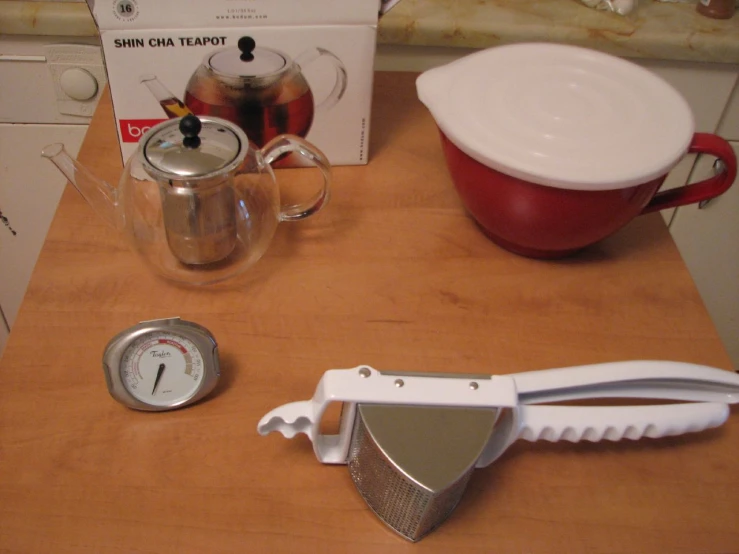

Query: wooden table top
[1,72,737,553]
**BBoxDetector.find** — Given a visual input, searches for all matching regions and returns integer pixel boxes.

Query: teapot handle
[260,135,332,221]
[294,47,347,112]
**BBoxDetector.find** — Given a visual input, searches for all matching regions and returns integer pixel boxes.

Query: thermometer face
[120,331,205,407]
[103,318,219,411]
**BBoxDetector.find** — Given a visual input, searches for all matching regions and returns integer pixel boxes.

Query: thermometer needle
[152,363,166,395]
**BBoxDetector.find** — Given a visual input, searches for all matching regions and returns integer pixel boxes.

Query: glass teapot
[42,114,331,285]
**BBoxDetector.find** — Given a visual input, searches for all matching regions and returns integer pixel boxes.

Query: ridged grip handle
[517,402,729,443]
[258,400,315,439]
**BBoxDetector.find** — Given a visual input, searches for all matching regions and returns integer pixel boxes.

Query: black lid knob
[238,36,256,62]
[179,114,202,149]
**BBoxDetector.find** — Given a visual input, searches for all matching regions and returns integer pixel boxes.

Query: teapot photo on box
[140,36,348,148]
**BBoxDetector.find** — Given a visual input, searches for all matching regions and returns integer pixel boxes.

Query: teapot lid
[141,115,248,179]
[416,43,694,191]
[207,37,287,79]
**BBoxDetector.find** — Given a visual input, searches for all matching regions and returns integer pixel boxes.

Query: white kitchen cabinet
[0,35,103,359]
[0,124,87,357]
[670,142,739,368]
[668,75,739,369]
[0,312,8,360]
[718,83,739,141]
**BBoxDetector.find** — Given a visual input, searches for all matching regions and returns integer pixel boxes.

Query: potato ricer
[257,361,739,542]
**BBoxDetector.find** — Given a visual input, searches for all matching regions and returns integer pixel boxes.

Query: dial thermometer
[103,318,220,411]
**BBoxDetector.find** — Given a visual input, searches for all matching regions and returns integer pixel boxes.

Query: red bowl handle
[641,133,737,214]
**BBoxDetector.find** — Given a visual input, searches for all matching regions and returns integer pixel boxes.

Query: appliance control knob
[59,67,99,101]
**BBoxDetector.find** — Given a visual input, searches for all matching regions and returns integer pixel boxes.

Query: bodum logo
[120,119,166,142]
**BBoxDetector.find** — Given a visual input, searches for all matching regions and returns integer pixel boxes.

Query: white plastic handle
[257,368,517,437]
[513,361,739,404]
[258,363,739,465]
[257,366,518,463]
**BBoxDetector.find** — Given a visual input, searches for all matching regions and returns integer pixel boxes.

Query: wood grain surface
[0,72,737,553]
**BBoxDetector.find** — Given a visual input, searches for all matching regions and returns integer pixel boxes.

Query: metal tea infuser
[258,361,739,542]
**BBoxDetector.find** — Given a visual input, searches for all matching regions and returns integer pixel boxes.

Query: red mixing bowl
[439,130,737,258]
[418,43,737,258]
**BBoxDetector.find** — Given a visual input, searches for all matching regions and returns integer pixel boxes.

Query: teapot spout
[140,74,192,119]
[41,143,120,229]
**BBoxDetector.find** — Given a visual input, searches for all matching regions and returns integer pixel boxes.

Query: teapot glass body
[43,115,331,285]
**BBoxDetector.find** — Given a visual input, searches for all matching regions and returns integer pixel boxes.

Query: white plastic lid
[416,43,695,190]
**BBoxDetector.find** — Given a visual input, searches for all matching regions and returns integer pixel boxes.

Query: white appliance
[0,35,106,358]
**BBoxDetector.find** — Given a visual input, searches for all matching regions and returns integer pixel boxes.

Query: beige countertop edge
[377,0,739,64]
[377,25,739,65]
[0,0,737,65]
[0,2,97,36]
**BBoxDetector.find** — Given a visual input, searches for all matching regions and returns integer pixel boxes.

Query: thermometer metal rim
[103,317,220,411]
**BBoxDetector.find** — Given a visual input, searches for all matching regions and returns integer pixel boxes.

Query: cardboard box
[85,0,379,166]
